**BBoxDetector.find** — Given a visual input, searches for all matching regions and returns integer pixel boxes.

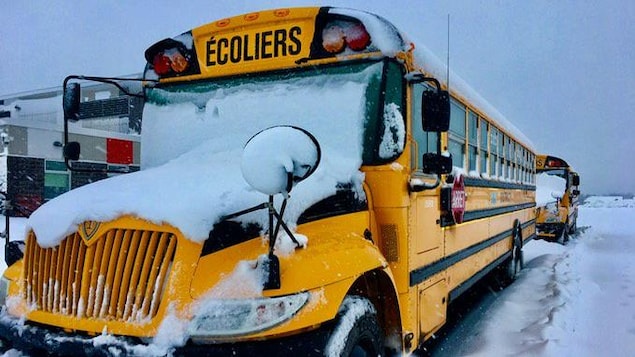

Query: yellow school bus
[0,7,536,356]
[535,154,580,244]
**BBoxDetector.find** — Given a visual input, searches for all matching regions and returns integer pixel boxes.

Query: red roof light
[152,54,172,75]
[145,37,198,78]
[320,19,372,55]
[345,23,370,51]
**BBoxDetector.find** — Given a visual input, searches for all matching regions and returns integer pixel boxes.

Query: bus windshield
[536,170,567,206]
[29,60,408,247]
[141,60,402,169]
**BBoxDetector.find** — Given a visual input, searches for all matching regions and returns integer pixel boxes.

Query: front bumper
[0,311,138,356]
[0,310,333,357]
[536,223,565,241]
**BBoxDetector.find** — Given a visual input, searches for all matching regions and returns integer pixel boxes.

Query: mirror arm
[218,198,301,250]
[408,73,443,92]
[64,75,158,99]
[410,176,441,192]
[62,75,158,174]
[271,202,300,247]
[220,202,269,221]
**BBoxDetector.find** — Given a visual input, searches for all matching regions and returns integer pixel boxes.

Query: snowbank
[582,195,635,208]
[429,196,635,356]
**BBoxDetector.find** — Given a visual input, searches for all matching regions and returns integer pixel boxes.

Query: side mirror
[5,240,25,266]
[422,89,450,132]
[422,153,452,175]
[241,126,321,196]
[572,175,580,186]
[64,141,81,161]
[572,189,580,196]
[63,82,81,121]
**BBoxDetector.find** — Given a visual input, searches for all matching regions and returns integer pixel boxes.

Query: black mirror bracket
[409,176,441,192]
[218,195,301,291]
[0,193,25,266]
[61,75,158,174]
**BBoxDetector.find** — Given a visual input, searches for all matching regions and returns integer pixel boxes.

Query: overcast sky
[2,0,633,195]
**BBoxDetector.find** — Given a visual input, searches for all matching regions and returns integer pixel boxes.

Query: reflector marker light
[274,9,291,17]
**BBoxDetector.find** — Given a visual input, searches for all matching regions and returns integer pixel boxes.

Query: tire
[568,219,577,235]
[324,296,384,357]
[557,222,569,245]
[498,227,523,287]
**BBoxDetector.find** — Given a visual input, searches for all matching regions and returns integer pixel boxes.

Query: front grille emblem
[80,221,101,242]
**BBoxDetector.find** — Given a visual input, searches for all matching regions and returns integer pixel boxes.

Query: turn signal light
[322,25,346,54]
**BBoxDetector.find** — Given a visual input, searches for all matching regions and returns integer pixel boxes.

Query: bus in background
[0,7,536,356]
[535,154,580,244]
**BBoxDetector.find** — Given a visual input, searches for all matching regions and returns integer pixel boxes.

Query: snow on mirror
[241,126,321,196]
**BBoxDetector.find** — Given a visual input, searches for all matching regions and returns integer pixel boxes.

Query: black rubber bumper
[0,313,138,356]
[0,312,333,357]
[536,223,565,241]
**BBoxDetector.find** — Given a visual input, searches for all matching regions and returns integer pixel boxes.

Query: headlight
[188,292,309,342]
[0,276,9,306]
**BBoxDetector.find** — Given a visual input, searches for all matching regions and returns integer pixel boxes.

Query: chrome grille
[24,228,176,321]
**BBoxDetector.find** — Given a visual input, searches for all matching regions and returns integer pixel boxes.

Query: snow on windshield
[28,63,383,248]
[378,103,405,159]
[536,172,566,206]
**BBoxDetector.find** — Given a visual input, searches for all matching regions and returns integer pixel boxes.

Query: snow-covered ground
[428,196,635,356]
[2,196,634,356]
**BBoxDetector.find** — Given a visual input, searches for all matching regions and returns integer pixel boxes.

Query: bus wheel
[568,219,577,235]
[557,223,570,245]
[499,229,523,287]
[324,296,384,357]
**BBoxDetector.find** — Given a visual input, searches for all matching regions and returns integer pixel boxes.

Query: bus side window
[468,111,478,172]
[448,99,466,169]
[490,126,499,178]
[412,83,437,171]
[480,118,488,175]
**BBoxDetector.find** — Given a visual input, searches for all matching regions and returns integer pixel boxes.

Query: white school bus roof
[410,41,535,151]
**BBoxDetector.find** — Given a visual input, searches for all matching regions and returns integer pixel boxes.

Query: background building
[0,79,142,217]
